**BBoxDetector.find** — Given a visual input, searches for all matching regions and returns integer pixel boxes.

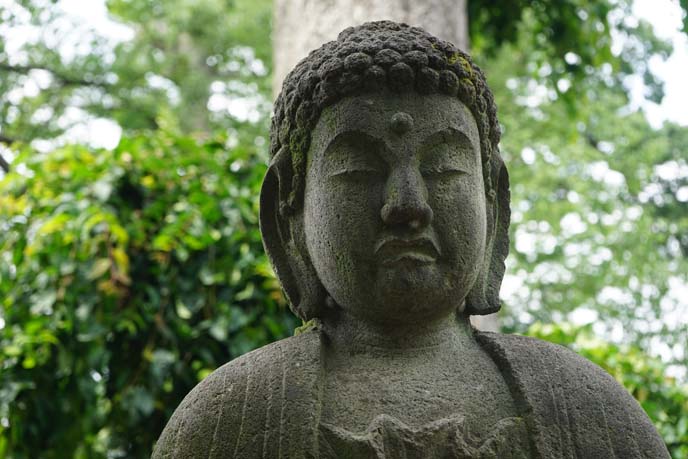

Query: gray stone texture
[153,22,669,458]
[153,328,668,458]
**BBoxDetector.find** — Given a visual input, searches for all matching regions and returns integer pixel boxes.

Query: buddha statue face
[303,92,487,326]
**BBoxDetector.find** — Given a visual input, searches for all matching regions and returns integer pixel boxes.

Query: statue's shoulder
[476,330,611,376]
[152,330,322,459]
[475,331,647,415]
[476,331,628,396]
[476,331,669,458]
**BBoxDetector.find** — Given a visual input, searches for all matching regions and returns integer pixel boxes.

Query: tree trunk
[273,0,468,96]
[272,0,499,332]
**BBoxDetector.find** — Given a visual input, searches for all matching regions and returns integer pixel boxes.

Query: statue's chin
[316,254,478,326]
[327,265,469,326]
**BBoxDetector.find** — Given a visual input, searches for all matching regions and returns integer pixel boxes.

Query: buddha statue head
[261,21,510,328]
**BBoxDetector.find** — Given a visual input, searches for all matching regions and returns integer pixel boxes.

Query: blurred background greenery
[0,0,687,457]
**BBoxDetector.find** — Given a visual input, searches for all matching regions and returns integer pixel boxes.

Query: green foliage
[484,17,688,378]
[527,322,688,458]
[469,0,672,107]
[0,130,297,457]
[0,0,273,145]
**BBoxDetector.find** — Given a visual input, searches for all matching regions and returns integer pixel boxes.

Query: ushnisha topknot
[270,20,501,215]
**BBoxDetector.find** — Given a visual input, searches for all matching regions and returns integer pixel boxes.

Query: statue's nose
[381,167,433,229]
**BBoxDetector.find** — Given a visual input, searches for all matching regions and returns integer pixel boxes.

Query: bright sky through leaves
[0,0,686,155]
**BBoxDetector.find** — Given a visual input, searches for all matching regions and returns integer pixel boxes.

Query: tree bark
[272,0,499,332]
[273,0,468,96]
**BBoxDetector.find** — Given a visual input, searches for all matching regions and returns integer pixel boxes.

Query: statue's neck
[321,310,475,355]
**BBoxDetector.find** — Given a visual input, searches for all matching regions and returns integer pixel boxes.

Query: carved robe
[152,329,669,458]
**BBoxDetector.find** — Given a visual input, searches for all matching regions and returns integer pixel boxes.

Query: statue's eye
[420,152,469,179]
[421,165,467,178]
[329,161,385,177]
[419,130,474,179]
[326,140,386,179]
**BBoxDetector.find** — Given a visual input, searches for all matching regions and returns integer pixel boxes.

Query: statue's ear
[259,147,326,321]
[465,156,510,315]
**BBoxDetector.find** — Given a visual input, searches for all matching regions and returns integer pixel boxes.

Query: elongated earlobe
[259,148,326,321]
[465,157,510,315]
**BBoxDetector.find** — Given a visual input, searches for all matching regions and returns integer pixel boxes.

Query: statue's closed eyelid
[328,158,386,177]
[420,148,472,177]
[421,164,469,176]
[324,137,386,177]
[418,130,475,175]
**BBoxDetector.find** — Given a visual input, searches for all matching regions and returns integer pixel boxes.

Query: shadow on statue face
[303,92,487,327]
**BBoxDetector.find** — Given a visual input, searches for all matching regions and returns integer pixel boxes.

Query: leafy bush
[527,322,688,458]
[0,131,297,458]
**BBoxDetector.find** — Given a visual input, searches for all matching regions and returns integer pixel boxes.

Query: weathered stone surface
[153,21,669,458]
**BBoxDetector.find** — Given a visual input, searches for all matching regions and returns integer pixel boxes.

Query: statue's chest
[317,357,530,458]
[319,353,518,434]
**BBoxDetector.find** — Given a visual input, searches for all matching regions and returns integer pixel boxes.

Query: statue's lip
[374,237,439,265]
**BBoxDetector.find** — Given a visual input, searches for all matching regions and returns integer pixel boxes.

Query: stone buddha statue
[153,21,669,458]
